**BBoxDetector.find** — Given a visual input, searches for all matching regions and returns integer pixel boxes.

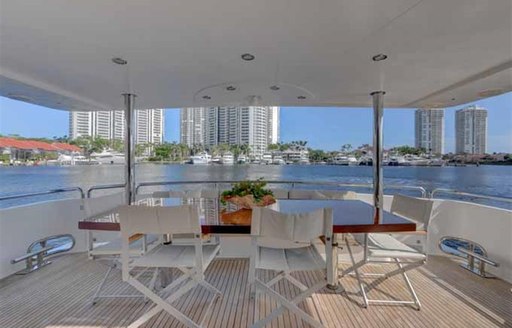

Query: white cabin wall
[427,199,512,283]
[0,199,87,279]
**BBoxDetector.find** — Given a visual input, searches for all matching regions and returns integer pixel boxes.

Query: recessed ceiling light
[297,96,306,100]
[270,85,280,91]
[112,57,128,65]
[226,86,237,91]
[241,53,255,61]
[202,95,211,100]
[372,54,388,62]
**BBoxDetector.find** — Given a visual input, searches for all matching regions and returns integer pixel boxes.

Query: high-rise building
[455,105,488,154]
[180,106,280,156]
[69,109,164,145]
[414,108,445,154]
[180,108,206,146]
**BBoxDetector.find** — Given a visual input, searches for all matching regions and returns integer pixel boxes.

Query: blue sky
[0,93,510,153]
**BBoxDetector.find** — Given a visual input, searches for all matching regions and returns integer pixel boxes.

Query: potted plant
[220,179,276,209]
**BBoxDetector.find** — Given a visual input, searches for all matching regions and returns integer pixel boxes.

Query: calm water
[0,164,511,209]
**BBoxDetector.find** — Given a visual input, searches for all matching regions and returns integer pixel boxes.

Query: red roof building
[0,137,80,153]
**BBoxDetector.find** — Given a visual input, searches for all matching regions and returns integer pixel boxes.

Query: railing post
[371,91,385,224]
[123,93,137,205]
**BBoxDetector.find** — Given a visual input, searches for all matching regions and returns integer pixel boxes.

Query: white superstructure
[415,108,445,155]
[455,105,488,155]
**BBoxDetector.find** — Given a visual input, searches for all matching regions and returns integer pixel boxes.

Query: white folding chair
[120,205,222,328]
[84,193,160,305]
[249,207,333,328]
[289,189,357,200]
[342,195,434,310]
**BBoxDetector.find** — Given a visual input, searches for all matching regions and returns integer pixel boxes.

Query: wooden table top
[78,197,416,234]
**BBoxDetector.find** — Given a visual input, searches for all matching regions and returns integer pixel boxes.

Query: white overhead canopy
[0,0,510,111]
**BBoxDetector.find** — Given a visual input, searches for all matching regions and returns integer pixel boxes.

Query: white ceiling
[0,0,510,111]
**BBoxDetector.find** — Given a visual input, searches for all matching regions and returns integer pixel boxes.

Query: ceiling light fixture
[226,86,237,91]
[270,85,280,91]
[112,57,128,65]
[241,53,255,61]
[297,96,306,100]
[372,54,388,62]
[202,95,211,100]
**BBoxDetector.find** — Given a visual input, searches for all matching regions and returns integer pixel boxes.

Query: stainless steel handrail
[87,183,125,198]
[431,188,512,203]
[0,187,85,202]
[135,180,427,197]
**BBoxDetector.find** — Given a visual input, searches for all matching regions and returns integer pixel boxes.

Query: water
[0,164,511,209]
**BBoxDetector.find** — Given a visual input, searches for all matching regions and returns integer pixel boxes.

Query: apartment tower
[180,106,280,156]
[69,109,164,145]
[414,108,445,154]
[455,105,488,154]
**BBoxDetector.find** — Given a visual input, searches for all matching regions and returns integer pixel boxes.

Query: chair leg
[345,238,369,308]
[91,265,113,305]
[252,279,324,328]
[395,259,421,310]
[128,277,200,328]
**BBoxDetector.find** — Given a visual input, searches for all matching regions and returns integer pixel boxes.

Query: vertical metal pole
[371,91,385,224]
[123,93,136,204]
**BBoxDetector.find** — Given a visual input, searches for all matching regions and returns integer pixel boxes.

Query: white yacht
[272,155,286,165]
[332,153,358,165]
[0,1,511,327]
[261,152,273,165]
[237,154,247,164]
[47,154,100,166]
[190,151,211,164]
[220,151,234,165]
[91,151,125,165]
[211,155,222,164]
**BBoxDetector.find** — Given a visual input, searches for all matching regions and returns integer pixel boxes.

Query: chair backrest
[119,204,202,280]
[119,204,201,236]
[251,207,332,248]
[269,188,290,199]
[83,192,125,218]
[289,189,357,200]
[390,194,434,231]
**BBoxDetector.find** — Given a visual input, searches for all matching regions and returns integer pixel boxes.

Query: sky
[0,93,511,153]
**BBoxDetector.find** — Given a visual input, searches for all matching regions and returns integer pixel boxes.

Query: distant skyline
[0,93,511,153]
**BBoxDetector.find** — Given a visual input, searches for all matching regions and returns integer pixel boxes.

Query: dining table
[78,197,417,287]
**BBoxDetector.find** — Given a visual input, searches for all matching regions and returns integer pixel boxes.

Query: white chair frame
[120,204,222,328]
[84,193,157,305]
[341,195,433,310]
[249,207,333,328]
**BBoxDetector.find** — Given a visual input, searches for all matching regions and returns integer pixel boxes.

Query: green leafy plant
[220,178,274,205]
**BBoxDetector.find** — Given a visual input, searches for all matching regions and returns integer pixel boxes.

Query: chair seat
[91,235,159,256]
[256,245,326,272]
[131,244,220,268]
[368,234,426,260]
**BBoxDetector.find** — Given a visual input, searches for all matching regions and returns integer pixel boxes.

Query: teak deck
[1,252,511,328]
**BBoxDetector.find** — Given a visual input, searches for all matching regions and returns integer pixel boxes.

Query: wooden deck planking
[0,253,511,328]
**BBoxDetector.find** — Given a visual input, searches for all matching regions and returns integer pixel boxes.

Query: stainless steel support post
[123,93,137,204]
[371,91,385,224]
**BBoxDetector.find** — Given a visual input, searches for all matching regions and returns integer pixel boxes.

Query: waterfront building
[455,105,488,154]
[69,109,164,145]
[180,108,207,146]
[415,108,445,154]
[180,106,280,156]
